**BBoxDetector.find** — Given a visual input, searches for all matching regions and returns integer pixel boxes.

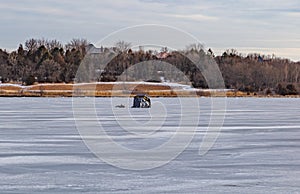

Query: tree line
[0,38,299,95]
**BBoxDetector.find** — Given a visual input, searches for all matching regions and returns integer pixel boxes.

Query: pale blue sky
[0,0,299,60]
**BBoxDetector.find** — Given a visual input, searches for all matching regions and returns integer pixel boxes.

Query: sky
[0,0,300,61]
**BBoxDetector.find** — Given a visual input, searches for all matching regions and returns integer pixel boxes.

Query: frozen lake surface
[0,97,300,193]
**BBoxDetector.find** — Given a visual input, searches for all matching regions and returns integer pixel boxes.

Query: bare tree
[47,40,63,50]
[25,38,38,51]
[25,38,63,51]
[186,43,204,53]
[66,38,89,51]
[114,40,131,53]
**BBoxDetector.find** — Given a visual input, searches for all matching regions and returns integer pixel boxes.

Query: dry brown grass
[28,83,171,92]
[0,85,22,91]
[30,84,73,91]
[226,91,248,97]
[1,83,299,97]
[0,83,172,97]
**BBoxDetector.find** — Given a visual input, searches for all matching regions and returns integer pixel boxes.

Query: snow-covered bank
[0,82,232,97]
[1,82,297,97]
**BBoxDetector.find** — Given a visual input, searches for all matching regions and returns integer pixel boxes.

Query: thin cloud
[211,47,300,61]
[165,14,218,22]
[0,0,299,61]
[287,12,300,17]
[0,2,74,17]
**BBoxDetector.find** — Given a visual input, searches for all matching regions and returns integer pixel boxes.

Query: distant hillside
[0,38,299,96]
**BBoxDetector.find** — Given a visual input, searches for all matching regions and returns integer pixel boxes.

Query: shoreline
[0,82,299,98]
